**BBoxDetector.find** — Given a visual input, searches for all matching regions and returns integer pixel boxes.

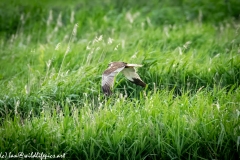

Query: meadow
[0,0,240,159]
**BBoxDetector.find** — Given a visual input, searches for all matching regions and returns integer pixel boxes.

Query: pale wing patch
[122,67,146,87]
[125,64,143,67]
[121,68,141,81]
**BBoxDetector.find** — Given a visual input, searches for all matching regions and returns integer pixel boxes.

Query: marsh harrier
[102,62,146,96]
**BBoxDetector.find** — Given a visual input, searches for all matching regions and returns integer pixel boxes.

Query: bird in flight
[102,62,146,96]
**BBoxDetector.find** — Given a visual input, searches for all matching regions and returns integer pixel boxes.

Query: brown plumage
[102,62,146,96]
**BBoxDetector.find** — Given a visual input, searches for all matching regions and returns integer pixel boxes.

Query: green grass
[0,0,240,159]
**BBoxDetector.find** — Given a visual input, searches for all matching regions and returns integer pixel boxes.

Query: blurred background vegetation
[0,0,240,112]
[1,0,240,38]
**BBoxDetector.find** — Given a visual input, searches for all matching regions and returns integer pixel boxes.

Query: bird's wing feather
[102,66,125,95]
[121,68,146,87]
[125,64,143,67]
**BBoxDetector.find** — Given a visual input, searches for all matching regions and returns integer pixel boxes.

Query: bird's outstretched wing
[121,67,146,87]
[102,63,126,96]
[125,63,143,67]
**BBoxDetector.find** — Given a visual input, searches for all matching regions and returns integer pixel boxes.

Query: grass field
[0,0,240,159]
